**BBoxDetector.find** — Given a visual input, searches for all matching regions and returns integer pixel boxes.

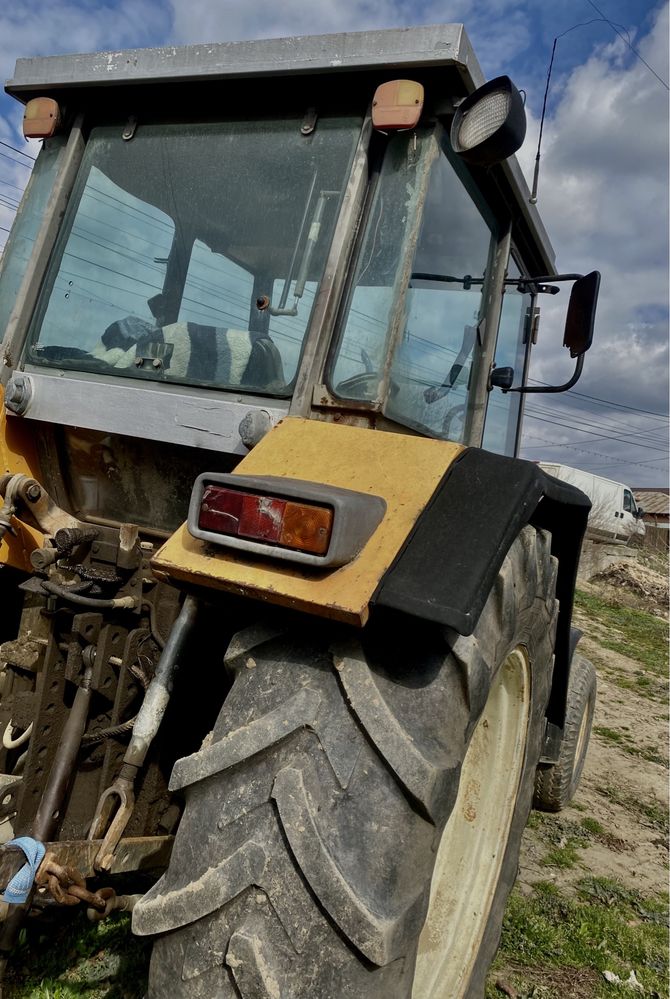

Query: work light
[450,76,526,167]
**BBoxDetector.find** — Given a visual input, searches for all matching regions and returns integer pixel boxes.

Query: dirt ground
[487,569,669,999]
[517,632,667,901]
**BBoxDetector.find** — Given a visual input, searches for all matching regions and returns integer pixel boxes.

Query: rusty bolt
[152,358,162,369]
[26,483,41,502]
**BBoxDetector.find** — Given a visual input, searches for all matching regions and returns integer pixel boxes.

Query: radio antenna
[529,18,623,205]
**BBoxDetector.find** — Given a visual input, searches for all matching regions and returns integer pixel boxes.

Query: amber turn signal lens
[199,485,333,556]
[281,502,332,555]
[23,98,61,139]
[372,80,424,130]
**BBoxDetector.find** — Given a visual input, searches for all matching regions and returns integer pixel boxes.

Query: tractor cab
[1,27,597,538]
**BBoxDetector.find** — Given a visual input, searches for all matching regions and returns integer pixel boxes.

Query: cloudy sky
[0,0,667,486]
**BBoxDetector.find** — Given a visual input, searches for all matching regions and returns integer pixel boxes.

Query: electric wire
[523,411,667,451]
[584,0,669,90]
[0,139,35,162]
[527,378,669,418]
[0,149,31,171]
[525,403,669,443]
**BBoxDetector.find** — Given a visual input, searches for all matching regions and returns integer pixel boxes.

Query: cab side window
[623,489,634,513]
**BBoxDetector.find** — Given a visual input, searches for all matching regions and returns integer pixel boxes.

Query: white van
[538,463,645,544]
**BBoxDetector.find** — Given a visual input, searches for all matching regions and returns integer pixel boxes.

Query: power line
[528,378,669,418]
[0,177,26,195]
[527,401,669,440]
[584,0,669,90]
[526,400,669,440]
[526,400,669,439]
[0,139,35,163]
[0,149,31,171]
[521,435,669,470]
[524,411,667,451]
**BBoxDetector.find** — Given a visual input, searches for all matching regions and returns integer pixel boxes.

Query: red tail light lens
[199,486,333,556]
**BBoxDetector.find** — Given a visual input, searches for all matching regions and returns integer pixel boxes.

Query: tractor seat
[91,317,285,391]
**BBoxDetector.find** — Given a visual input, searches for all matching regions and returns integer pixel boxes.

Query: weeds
[532,811,627,869]
[574,589,668,677]
[487,879,669,998]
[6,913,149,998]
[580,817,604,836]
[594,782,669,836]
[594,725,668,768]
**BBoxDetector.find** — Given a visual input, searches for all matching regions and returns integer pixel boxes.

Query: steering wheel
[335,372,380,400]
[442,403,466,441]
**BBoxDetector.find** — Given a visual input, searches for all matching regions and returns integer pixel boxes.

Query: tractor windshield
[25,117,361,396]
[329,127,495,443]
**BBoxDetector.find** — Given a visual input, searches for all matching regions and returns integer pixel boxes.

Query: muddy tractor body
[0,26,598,998]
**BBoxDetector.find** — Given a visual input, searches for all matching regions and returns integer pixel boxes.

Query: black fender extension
[372,448,591,746]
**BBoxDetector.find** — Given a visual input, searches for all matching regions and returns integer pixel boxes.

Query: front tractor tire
[135,526,558,998]
[533,653,596,813]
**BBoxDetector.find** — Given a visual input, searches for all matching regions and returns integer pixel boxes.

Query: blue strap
[2,837,45,904]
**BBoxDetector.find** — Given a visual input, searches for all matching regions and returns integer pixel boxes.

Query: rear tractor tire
[533,653,596,813]
[135,526,559,998]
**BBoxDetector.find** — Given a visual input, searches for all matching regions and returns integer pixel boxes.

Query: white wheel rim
[573,701,591,779]
[413,647,531,999]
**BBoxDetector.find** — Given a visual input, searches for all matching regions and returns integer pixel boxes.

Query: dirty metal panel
[152,417,464,625]
[17,371,288,456]
[7,25,479,96]
[0,385,43,571]
[0,836,173,887]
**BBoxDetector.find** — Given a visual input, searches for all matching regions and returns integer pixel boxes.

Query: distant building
[633,488,669,548]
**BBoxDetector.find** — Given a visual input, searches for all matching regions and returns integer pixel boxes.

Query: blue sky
[0,0,668,486]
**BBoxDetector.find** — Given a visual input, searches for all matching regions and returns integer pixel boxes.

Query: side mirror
[505,270,601,395]
[564,271,601,358]
[489,366,515,390]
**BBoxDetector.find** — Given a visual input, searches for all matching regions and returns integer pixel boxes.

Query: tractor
[0,24,598,998]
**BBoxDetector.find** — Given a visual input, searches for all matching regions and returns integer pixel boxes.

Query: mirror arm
[505,354,584,394]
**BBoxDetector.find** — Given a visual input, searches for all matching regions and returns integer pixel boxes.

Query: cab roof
[6,24,555,271]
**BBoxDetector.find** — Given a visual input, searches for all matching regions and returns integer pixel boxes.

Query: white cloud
[513,4,668,483]
[0,2,169,130]
[0,0,666,482]
[166,0,535,74]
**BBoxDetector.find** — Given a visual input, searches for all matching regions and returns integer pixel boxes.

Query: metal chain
[36,855,107,911]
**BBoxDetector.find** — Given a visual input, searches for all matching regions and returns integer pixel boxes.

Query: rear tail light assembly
[188,474,386,568]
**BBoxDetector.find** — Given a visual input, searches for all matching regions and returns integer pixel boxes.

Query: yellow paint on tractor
[0,385,43,571]
[152,417,464,625]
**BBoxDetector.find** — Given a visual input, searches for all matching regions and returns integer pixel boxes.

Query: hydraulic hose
[123,594,198,768]
[40,580,136,610]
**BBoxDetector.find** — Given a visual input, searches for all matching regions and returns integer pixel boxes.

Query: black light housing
[450,76,526,167]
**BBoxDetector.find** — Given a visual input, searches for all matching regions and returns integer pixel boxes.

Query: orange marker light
[372,80,424,131]
[280,502,333,555]
[23,98,61,140]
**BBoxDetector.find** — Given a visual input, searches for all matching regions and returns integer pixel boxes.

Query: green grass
[595,783,669,837]
[529,813,602,870]
[541,843,581,869]
[486,879,669,999]
[574,589,669,678]
[586,646,668,703]
[6,913,150,998]
[594,725,668,768]
[580,816,605,836]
